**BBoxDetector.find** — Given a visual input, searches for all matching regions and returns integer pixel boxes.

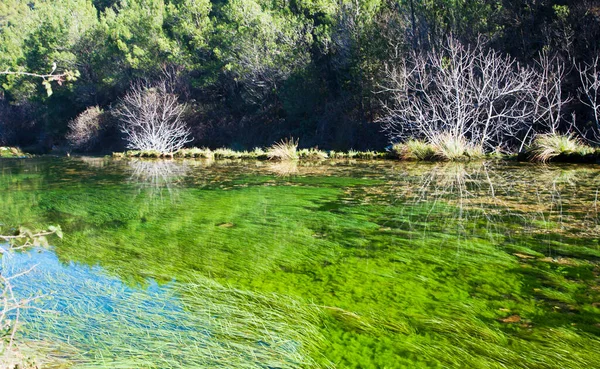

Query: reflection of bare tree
[127,160,190,200]
[389,162,600,240]
[268,161,299,177]
[77,156,108,169]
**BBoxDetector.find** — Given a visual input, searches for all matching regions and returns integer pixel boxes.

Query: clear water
[0,157,599,368]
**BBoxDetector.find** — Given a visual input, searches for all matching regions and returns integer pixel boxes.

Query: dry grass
[267,138,299,161]
[393,140,436,160]
[528,133,593,162]
[430,132,484,161]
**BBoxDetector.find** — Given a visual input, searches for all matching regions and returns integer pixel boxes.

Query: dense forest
[1,0,600,153]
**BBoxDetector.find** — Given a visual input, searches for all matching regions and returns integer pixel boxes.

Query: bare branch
[114,81,193,154]
[379,37,539,152]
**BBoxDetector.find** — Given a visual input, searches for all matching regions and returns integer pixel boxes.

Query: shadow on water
[0,157,599,368]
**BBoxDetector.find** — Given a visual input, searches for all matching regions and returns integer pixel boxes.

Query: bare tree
[114,81,192,154]
[576,56,600,136]
[379,37,538,151]
[524,52,572,150]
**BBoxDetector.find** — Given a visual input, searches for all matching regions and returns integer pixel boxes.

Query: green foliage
[0,0,599,151]
[0,147,28,158]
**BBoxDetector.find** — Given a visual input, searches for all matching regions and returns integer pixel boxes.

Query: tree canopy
[0,0,599,151]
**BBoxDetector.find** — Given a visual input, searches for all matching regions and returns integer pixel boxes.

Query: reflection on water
[127,159,189,186]
[267,160,299,177]
[0,158,599,368]
[126,159,190,202]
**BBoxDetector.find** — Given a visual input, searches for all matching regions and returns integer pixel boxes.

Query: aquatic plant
[2,159,600,368]
[0,227,62,369]
[7,249,327,369]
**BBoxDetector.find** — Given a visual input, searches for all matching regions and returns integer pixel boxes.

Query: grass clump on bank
[392,140,436,160]
[111,133,600,164]
[528,133,596,162]
[393,134,484,161]
[0,147,30,158]
[267,138,299,161]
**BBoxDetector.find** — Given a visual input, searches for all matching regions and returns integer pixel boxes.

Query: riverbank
[110,147,600,164]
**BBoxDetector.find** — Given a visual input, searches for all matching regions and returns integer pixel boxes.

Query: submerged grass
[7,250,327,369]
[1,159,600,368]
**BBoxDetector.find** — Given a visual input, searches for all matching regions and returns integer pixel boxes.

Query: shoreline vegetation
[4,131,600,164]
[109,133,598,164]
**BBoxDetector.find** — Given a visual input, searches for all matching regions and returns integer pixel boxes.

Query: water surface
[1,157,599,368]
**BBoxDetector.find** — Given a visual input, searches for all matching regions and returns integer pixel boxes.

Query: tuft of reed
[430,132,484,161]
[267,138,299,161]
[528,133,593,162]
[393,140,436,161]
[297,148,328,161]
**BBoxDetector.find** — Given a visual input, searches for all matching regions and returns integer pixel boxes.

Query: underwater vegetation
[0,157,599,368]
[4,249,324,369]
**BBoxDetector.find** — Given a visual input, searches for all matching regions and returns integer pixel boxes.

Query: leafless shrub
[379,37,538,152]
[576,56,600,137]
[66,106,104,150]
[114,81,192,154]
[532,52,571,137]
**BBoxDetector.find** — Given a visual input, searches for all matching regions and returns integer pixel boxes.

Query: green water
[0,157,599,368]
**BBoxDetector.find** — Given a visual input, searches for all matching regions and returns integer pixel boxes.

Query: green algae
[0,157,599,368]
